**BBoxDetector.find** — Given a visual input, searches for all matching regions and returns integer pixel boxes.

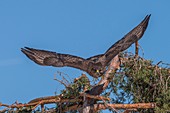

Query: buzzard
[21,15,151,78]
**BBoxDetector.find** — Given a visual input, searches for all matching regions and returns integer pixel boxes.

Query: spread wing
[21,15,151,78]
[21,47,88,72]
[103,14,151,65]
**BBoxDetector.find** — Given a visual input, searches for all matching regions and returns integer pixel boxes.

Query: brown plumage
[21,14,151,78]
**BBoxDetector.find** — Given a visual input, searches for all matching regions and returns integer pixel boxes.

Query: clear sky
[0,0,170,111]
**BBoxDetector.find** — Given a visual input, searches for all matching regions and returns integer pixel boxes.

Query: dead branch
[79,93,110,101]
[82,55,120,112]
[28,95,61,103]
[28,93,110,105]
[0,92,111,112]
[94,103,156,110]
[101,96,119,113]
[62,103,155,112]
[98,55,120,87]
[0,98,81,109]
[54,76,69,88]
[135,41,139,57]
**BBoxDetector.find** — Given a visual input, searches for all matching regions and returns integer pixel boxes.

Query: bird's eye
[96,69,100,73]
[96,69,103,75]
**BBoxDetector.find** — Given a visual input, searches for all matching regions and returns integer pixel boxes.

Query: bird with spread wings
[21,15,151,78]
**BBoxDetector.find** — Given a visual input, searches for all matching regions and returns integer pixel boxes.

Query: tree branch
[62,103,155,112]
[82,55,120,112]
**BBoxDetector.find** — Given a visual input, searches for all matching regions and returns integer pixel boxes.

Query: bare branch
[63,103,155,112]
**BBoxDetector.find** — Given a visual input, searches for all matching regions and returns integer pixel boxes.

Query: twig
[54,77,68,88]
[166,75,170,90]
[57,71,71,83]
[79,93,110,101]
[135,41,139,57]
[101,97,119,113]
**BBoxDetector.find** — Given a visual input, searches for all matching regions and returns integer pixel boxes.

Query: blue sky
[0,0,170,111]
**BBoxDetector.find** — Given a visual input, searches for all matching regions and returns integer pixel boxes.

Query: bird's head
[88,62,105,78]
[92,67,104,75]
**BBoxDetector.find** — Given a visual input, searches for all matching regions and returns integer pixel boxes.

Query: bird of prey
[21,14,151,78]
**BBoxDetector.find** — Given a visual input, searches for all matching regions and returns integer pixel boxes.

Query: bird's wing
[21,47,88,72]
[103,14,151,66]
[86,54,104,62]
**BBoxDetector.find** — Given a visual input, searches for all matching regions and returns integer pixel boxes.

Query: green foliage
[56,74,91,112]
[61,74,91,99]
[3,53,170,113]
[109,52,170,112]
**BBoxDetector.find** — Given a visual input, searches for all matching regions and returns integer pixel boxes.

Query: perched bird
[21,15,151,78]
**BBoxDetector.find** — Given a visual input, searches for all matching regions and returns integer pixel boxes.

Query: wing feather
[21,47,88,71]
[103,14,151,65]
[86,54,103,62]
